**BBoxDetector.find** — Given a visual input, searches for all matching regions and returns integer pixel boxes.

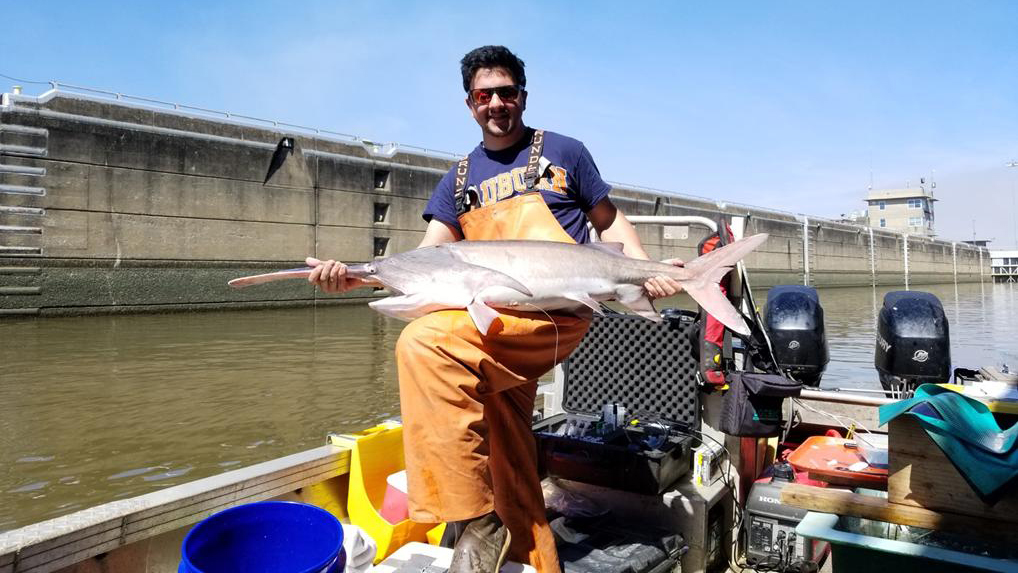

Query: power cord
[625,414,824,573]
[630,416,746,573]
[665,421,822,573]
[742,529,819,573]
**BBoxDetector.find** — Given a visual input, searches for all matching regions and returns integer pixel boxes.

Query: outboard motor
[875,291,950,396]
[764,286,828,386]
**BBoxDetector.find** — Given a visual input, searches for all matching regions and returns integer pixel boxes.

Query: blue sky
[3,1,1017,245]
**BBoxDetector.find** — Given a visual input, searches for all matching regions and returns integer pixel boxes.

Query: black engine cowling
[875,291,950,393]
[764,285,828,386]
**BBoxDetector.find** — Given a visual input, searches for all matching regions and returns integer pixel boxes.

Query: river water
[1,282,1016,530]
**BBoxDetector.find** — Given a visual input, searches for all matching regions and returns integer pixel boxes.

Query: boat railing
[0,444,351,573]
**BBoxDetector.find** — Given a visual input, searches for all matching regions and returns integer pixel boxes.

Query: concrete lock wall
[0,91,990,316]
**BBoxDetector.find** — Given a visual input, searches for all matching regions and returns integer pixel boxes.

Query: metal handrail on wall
[40,81,464,161]
[0,80,997,260]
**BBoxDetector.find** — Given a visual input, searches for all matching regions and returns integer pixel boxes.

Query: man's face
[466,67,527,142]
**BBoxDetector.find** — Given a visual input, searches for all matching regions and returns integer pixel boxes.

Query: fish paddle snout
[227,268,314,289]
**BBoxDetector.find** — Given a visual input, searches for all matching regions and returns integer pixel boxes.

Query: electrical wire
[0,73,51,85]
[635,417,746,573]
[741,528,819,572]
[792,397,872,436]
[744,553,819,573]
[521,303,561,379]
[667,418,828,572]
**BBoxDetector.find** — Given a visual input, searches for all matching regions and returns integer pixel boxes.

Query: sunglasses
[469,85,523,106]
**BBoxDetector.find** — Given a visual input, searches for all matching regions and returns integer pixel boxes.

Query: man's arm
[417,218,463,248]
[306,219,461,293]
[587,198,650,259]
[587,198,683,299]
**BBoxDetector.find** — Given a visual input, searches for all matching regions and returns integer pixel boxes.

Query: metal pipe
[903,233,910,290]
[802,216,810,286]
[799,388,895,407]
[869,227,876,288]
[952,241,958,284]
[626,215,717,232]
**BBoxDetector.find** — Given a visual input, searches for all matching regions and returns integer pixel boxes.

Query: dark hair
[460,45,526,92]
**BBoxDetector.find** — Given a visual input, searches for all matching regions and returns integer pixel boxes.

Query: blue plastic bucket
[179,501,345,573]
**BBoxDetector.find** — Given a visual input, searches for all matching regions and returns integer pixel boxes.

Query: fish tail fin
[682,280,750,336]
[672,233,768,336]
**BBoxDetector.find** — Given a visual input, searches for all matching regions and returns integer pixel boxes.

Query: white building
[990,250,1018,283]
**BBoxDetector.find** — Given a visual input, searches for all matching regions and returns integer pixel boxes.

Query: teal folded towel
[879,383,1018,502]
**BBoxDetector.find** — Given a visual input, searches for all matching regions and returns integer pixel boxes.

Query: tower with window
[865,180,937,236]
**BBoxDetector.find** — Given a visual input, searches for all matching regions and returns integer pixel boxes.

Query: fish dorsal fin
[585,242,626,256]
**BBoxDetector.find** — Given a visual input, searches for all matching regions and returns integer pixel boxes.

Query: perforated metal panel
[561,311,700,427]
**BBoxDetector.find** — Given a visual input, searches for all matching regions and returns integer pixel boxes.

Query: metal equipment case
[533,312,700,494]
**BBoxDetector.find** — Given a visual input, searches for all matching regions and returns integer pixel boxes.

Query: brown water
[2,282,1016,530]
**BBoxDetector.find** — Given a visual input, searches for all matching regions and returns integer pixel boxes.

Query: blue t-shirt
[423,129,613,244]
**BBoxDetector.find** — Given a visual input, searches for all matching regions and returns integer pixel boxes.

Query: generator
[744,462,829,569]
[533,311,699,494]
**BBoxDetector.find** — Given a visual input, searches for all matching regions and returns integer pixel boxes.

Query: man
[308,46,682,573]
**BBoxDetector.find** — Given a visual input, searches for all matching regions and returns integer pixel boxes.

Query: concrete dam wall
[0,90,990,316]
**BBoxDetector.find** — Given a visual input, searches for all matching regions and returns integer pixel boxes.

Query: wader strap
[453,156,473,217]
[454,129,546,217]
[523,129,545,190]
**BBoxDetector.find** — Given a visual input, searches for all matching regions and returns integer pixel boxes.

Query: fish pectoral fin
[616,285,662,322]
[563,292,604,314]
[370,294,452,322]
[466,300,500,335]
[457,263,533,297]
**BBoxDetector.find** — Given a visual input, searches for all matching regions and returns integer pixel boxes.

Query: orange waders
[398,131,590,573]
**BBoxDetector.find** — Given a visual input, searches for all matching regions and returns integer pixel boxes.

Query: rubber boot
[448,512,512,573]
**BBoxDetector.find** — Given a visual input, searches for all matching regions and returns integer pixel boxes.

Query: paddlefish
[229,233,768,336]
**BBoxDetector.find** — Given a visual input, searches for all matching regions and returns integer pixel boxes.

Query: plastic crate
[796,512,1017,572]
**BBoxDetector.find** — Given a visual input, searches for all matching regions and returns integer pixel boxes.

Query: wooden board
[888,416,1018,523]
[780,482,1018,544]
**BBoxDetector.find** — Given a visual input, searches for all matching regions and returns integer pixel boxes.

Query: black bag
[720,373,802,437]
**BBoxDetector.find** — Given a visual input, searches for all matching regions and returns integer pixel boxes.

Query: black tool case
[533,311,700,494]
